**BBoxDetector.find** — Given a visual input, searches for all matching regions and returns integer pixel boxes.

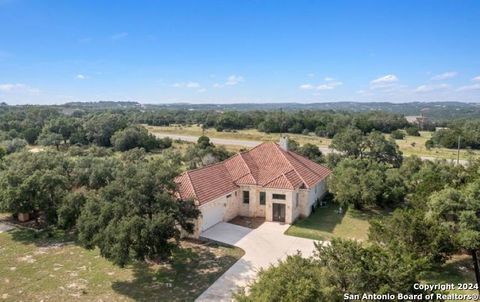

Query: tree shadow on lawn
[347,206,390,221]
[288,201,391,241]
[421,254,476,287]
[8,227,75,247]
[111,239,243,302]
[4,227,243,301]
[291,203,346,235]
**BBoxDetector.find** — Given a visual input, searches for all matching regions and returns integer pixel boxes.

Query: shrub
[425,139,434,150]
[111,125,162,152]
[2,138,28,154]
[405,126,420,136]
[391,130,405,140]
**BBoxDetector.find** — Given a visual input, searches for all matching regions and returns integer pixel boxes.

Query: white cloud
[0,83,40,95]
[370,74,398,85]
[300,78,342,91]
[431,71,458,81]
[457,83,480,91]
[197,88,207,93]
[369,74,401,90]
[172,81,201,89]
[110,32,128,40]
[0,83,26,92]
[75,74,88,80]
[186,82,200,88]
[456,76,480,91]
[299,84,314,90]
[317,81,343,90]
[225,75,244,86]
[415,83,449,93]
[212,75,245,88]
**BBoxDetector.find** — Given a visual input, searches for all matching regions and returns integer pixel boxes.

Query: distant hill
[7,100,478,121]
[142,101,480,121]
[62,101,142,109]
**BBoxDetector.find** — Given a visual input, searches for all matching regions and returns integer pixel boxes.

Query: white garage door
[201,202,225,231]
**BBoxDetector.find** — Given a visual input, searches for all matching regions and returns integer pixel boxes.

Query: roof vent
[279,136,289,151]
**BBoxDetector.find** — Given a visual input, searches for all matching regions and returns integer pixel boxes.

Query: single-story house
[175,138,331,236]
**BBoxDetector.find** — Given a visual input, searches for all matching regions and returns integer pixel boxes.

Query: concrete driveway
[196,222,320,301]
[0,223,14,233]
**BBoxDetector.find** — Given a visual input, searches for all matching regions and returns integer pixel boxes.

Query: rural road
[153,132,334,153]
[153,132,468,164]
[154,133,262,148]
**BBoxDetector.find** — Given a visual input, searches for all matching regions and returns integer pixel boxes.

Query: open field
[0,227,243,302]
[145,124,331,148]
[146,125,480,161]
[393,131,480,161]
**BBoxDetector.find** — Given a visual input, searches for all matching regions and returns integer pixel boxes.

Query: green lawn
[0,228,243,302]
[285,203,386,241]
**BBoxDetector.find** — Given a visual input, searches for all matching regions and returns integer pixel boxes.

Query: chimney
[279,136,289,151]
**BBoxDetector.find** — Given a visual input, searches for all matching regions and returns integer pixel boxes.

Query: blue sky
[1,0,480,104]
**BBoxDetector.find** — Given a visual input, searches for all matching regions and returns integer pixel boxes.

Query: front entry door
[272,203,286,222]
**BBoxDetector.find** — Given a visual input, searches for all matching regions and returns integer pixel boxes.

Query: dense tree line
[0,131,236,266]
[14,104,480,155]
[132,108,410,137]
[0,107,171,152]
[237,132,480,300]
[428,120,480,149]
[14,104,480,153]
[0,149,199,266]
[235,238,430,301]
[237,156,480,300]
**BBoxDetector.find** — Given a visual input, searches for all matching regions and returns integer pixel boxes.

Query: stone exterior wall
[302,179,328,217]
[224,190,240,221]
[189,178,329,237]
[264,188,292,222]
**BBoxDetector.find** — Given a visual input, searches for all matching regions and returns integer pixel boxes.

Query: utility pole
[457,135,461,165]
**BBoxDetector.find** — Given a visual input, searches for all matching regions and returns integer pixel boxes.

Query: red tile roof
[174,142,331,205]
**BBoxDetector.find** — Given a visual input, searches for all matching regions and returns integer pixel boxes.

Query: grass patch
[393,131,480,160]
[0,228,243,301]
[285,203,387,241]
